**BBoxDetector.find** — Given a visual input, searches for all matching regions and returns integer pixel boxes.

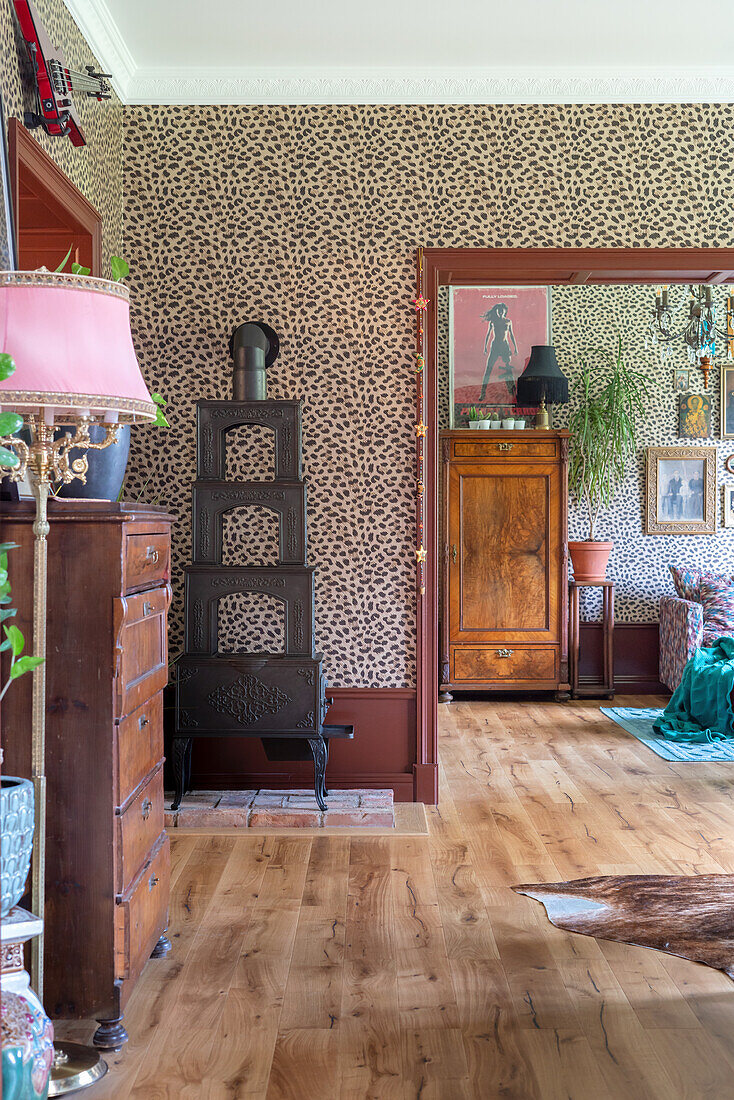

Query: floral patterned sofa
[660,566,734,690]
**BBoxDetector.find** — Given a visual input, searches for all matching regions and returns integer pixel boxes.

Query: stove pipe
[229,321,280,401]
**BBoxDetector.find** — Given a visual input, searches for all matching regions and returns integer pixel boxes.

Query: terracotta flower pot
[568,541,613,583]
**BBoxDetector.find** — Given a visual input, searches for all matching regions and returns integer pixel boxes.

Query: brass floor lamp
[0,269,156,1093]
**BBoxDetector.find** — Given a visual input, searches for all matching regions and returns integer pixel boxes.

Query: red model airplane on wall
[13,0,111,148]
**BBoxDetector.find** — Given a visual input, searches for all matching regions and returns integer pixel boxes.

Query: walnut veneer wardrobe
[440,430,570,699]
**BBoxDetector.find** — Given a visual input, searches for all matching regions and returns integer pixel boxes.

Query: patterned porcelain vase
[0,778,34,918]
[1,990,53,1099]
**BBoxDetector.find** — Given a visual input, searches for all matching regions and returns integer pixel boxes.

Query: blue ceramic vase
[0,778,34,918]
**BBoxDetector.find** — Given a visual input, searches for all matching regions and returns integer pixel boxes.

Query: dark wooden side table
[569,580,615,700]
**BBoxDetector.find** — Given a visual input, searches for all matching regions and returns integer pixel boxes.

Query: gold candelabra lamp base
[536,396,551,429]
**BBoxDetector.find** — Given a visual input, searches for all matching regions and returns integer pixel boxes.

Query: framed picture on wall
[678,393,711,438]
[645,446,717,535]
[723,485,734,528]
[448,285,550,426]
[0,95,17,270]
[721,366,734,439]
[673,368,690,392]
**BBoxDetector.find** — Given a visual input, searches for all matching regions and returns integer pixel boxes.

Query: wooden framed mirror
[7,118,101,274]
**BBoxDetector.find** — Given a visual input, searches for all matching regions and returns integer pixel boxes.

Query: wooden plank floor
[57,696,734,1098]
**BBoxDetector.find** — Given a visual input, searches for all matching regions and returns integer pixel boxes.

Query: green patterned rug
[601,707,734,762]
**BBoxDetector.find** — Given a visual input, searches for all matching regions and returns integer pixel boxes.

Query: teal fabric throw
[653,636,734,743]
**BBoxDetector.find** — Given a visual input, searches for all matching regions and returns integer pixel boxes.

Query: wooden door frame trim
[7,118,102,276]
[417,247,734,804]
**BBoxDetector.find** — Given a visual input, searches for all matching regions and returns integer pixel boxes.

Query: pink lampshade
[0,271,156,421]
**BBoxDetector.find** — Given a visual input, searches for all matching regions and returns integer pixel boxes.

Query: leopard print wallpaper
[122,103,734,688]
[0,0,123,265]
[439,283,734,622]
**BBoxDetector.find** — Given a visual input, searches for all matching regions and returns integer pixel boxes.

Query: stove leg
[323,739,330,797]
[185,736,194,793]
[172,737,191,811]
[308,737,327,812]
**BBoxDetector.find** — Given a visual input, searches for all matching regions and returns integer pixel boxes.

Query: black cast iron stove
[172,322,353,810]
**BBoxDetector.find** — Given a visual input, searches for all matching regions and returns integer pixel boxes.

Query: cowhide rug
[513,875,734,979]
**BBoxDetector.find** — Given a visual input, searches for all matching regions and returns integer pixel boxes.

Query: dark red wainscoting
[578,622,665,694]
[185,687,417,802]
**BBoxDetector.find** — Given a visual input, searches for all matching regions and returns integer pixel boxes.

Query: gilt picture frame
[645,446,717,535]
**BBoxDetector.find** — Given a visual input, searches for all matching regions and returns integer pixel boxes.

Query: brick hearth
[164,788,395,829]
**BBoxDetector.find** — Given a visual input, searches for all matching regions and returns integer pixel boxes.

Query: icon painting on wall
[678,393,711,439]
[449,286,550,426]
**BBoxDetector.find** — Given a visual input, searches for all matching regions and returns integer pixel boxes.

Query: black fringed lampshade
[516,345,569,405]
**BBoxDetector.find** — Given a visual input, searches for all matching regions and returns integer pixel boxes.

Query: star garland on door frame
[414,249,428,596]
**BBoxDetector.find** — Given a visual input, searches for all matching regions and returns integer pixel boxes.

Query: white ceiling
[63,0,734,104]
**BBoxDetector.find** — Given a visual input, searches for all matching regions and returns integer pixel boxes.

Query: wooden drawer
[124,531,170,594]
[116,767,165,894]
[115,834,169,983]
[453,439,558,460]
[452,645,558,684]
[115,692,163,807]
[114,586,170,716]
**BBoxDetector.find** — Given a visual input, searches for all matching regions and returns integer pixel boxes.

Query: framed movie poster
[449,286,550,426]
[645,446,716,535]
[721,366,734,439]
[678,393,711,438]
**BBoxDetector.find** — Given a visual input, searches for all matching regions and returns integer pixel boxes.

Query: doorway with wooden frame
[415,248,734,805]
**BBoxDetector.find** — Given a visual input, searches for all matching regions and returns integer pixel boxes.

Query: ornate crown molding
[63,3,734,105]
[127,68,734,106]
[62,0,135,100]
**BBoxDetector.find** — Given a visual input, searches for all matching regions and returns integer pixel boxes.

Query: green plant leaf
[54,245,74,273]
[0,608,17,622]
[0,542,19,551]
[110,255,129,282]
[3,623,24,656]
[153,408,170,428]
[0,411,23,436]
[70,262,91,276]
[0,445,19,469]
[9,654,45,679]
[151,392,166,406]
[0,353,15,381]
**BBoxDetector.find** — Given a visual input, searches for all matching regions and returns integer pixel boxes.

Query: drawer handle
[138,714,150,729]
[141,797,152,820]
[452,544,457,564]
[498,442,513,451]
[146,546,159,564]
[497,648,514,658]
[143,601,154,616]
[148,874,159,891]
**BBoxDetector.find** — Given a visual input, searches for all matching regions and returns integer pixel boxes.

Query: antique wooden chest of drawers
[440,431,570,698]
[0,501,173,1050]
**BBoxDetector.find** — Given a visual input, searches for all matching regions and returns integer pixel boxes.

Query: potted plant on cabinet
[568,338,648,582]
